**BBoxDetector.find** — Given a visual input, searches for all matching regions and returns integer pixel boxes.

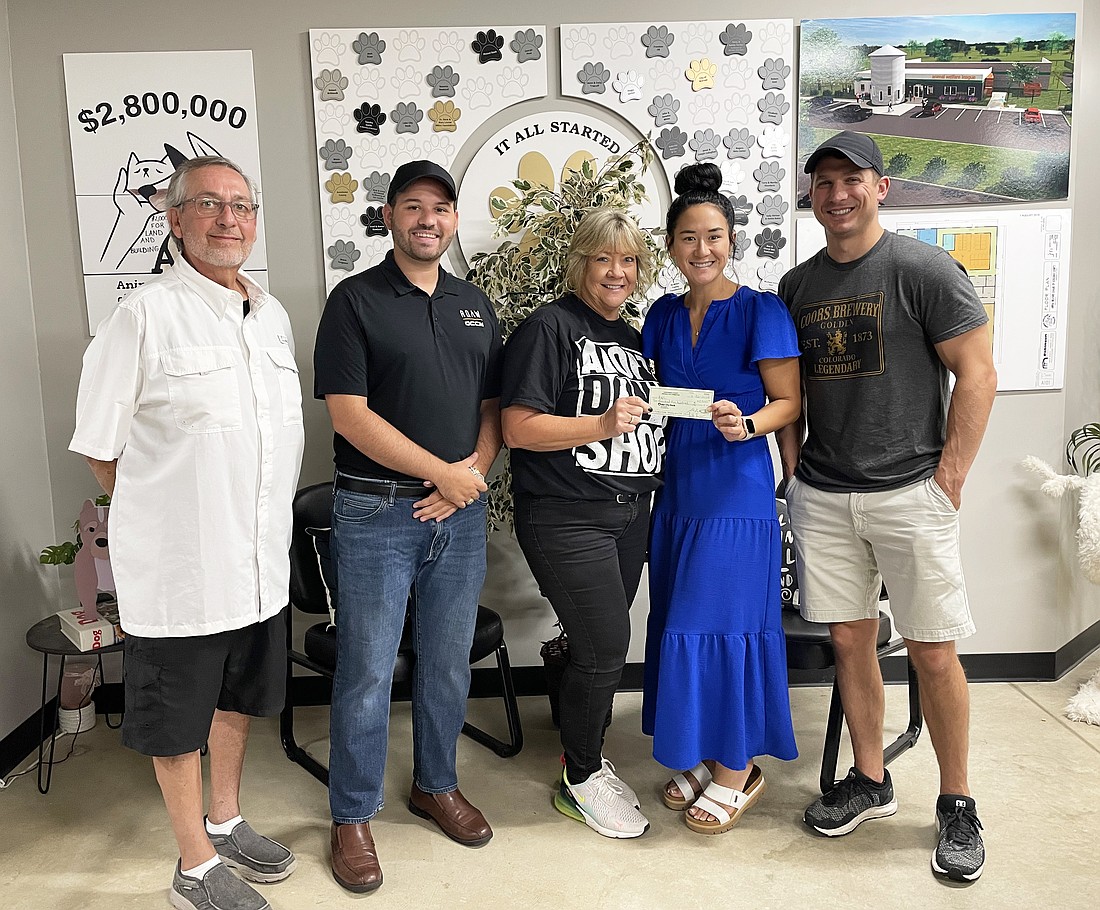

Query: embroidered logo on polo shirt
[460,308,485,327]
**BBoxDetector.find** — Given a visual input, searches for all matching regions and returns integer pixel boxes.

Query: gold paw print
[324,172,358,204]
[428,100,461,133]
[490,150,594,252]
[686,58,717,91]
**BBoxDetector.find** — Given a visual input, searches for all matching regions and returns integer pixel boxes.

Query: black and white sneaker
[803,767,898,836]
[932,794,985,882]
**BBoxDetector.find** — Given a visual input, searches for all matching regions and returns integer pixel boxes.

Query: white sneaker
[555,767,649,838]
[600,757,640,809]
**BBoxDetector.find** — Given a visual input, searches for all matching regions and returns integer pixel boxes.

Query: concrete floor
[1,651,1098,910]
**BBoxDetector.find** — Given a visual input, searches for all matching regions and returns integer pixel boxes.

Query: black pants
[514,493,650,783]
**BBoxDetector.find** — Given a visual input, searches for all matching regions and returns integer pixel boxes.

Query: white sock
[205,814,243,836]
[181,856,221,880]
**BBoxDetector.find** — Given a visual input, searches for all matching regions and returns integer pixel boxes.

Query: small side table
[25,614,124,794]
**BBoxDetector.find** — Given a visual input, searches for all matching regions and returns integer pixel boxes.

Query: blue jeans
[328,479,487,824]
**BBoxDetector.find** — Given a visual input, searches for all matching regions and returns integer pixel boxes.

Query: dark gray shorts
[121,609,286,756]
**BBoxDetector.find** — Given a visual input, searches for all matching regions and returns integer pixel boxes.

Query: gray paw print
[758,91,790,125]
[756,194,789,225]
[353,31,386,66]
[391,102,423,134]
[510,28,543,63]
[758,57,790,91]
[719,23,752,56]
[641,25,674,58]
[754,227,786,259]
[723,127,754,159]
[648,93,679,126]
[328,240,361,272]
[578,61,610,94]
[754,161,785,193]
[353,102,386,135]
[655,126,688,159]
[362,171,391,203]
[472,29,505,63]
[689,129,722,162]
[319,138,353,170]
[729,194,752,225]
[360,206,388,237]
[733,229,748,261]
[428,65,460,98]
[315,69,349,102]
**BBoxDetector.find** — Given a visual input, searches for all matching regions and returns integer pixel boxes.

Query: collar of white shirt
[169,238,269,318]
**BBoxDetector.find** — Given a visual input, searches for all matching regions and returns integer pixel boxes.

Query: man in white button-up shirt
[70,157,304,910]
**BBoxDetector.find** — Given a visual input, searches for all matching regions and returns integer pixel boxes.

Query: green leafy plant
[467,139,667,533]
[1067,423,1100,477]
[39,493,111,565]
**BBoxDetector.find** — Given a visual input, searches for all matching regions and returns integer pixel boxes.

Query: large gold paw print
[428,100,461,132]
[325,172,358,204]
[686,57,717,91]
[489,150,595,251]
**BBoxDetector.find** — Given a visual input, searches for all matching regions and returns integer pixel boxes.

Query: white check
[649,386,714,419]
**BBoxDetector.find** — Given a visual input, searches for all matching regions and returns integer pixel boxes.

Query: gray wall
[2,0,1097,743]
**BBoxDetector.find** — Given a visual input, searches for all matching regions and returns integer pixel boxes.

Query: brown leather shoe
[408,784,493,847]
[330,821,382,893]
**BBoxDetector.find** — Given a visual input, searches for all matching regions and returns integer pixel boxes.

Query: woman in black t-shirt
[501,208,665,840]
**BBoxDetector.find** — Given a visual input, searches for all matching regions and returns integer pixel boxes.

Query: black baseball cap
[387,160,457,205]
[804,131,884,176]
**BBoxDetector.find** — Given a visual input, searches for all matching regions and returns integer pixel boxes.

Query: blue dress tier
[641,287,800,771]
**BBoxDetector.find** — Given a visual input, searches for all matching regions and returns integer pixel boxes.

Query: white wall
[1,0,1096,720]
[0,0,63,743]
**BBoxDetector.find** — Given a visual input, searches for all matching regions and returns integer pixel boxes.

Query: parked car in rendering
[1024,107,1043,123]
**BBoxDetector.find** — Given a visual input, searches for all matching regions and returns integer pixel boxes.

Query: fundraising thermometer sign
[64,50,268,333]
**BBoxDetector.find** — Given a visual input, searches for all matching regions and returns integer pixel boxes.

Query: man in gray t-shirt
[777,132,997,884]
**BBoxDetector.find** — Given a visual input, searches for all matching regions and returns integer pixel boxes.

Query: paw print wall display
[648,93,679,126]
[655,126,688,159]
[641,25,674,58]
[428,100,461,132]
[730,194,753,225]
[756,194,788,225]
[362,171,391,203]
[396,29,425,63]
[686,58,717,91]
[328,240,361,272]
[313,33,346,66]
[511,29,543,63]
[689,129,721,161]
[315,69,349,102]
[604,26,636,60]
[319,139,352,170]
[613,71,644,103]
[754,160,784,193]
[391,102,423,134]
[325,173,358,204]
[758,57,790,91]
[472,29,505,63]
[352,31,386,65]
[433,31,465,64]
[427,65,460,98]
[360,206,388,237]
[353,102,386,135]
[758,91,790,125]
[720,23,752,56]
[754,227,786,259]
[577,62,611,94]
[723,127,754,159]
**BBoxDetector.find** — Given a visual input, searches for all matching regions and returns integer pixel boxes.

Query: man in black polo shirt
[314,160,503,894]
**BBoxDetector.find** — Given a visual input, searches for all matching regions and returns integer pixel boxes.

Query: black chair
[777,488,922,795]
[280,482,523,786]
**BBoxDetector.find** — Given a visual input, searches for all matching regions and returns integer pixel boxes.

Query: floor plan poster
[64,51,267,333]
[308,26,548,294]
[794,208,1071,390]
[561,20,796,293]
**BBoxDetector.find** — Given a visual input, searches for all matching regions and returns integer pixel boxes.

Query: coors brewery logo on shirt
[571,337,665,476]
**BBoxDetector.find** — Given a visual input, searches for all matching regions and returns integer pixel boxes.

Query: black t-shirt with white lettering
[314,251,503,481]
[501,294,665,499]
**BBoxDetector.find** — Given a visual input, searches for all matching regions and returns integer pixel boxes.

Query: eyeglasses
[177,196,260,221]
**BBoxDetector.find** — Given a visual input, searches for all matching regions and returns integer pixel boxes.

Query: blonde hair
[564,208,653,296]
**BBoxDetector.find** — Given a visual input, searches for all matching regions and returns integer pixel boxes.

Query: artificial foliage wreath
[467,139,667,533]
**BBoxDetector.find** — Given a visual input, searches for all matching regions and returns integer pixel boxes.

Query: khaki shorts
[784,475,975,643]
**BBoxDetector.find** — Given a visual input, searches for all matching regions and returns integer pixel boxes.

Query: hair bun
[674,162,723,196]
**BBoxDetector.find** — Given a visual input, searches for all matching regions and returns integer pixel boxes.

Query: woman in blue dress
[642,163,801,834]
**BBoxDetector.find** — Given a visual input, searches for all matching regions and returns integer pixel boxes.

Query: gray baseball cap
[804,131,884,176]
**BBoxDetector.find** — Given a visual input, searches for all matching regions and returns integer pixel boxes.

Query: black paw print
[655,126,688,159]
[756,194,789,225]
[318,139,352,170]
[427,65,460,98]
[362,171,391,203]
[641,25,674,58]
[360,206,388,237]
[328,240,361,272]
[754,161,785,193]
[689,129,721,161]
[733,229,748,261]
[472,29,505,63]
[510,28,543,63]
[723,127,754,160]
[729,194,752,225]
[758,57,790,91]
[719,23,752,56]
[353,102,386,135]
[758,91,790,125]
[755,227,787,259]
[391,102,423,134]
[353,31,386,66]
[648,93,679,126]
[578,61,610,94]
[314,68,349,102]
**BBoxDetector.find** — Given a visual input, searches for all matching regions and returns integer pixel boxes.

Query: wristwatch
[741,417,756,440]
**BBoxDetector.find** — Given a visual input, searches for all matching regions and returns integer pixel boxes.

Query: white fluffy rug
[1065,668,1100,725]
